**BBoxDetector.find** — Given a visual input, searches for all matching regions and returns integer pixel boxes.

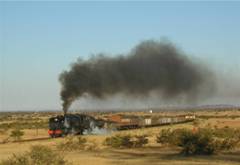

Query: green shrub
[0,145,68,165]
[156,128,239,155]
[29,145,67,165]
[104,134,133,148]
[57,136,87,151]
[132,135,148,147]
[10,129,24,141]
[104,134,148,148]
[177,129,216,155]
[156,128,187,146]
[156,129,175,145]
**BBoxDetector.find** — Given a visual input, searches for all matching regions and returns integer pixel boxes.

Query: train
[48,113,195,137]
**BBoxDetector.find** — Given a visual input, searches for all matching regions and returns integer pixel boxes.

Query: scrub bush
[156,128,239,155]
[0,145,68,165]
[104,134,148,148]
[10,129,24,141]
[104,134,133,148]
[57,136,87,151]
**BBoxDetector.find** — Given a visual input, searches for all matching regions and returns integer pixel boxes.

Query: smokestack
[59,40,215,113]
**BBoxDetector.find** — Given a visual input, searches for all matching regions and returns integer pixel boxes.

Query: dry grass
[1,137,240,165]
[1,109,240,165]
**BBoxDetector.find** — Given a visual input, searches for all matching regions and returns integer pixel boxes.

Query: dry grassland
[0,109,240,165]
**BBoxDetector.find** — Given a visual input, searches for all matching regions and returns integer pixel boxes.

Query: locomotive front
[48,115,65,137]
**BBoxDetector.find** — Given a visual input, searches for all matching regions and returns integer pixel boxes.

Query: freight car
[105,114,141,130]
[48,114,104,137]
[105,114,195,130]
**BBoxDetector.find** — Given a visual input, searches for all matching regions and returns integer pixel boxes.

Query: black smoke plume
[59,40,214,113]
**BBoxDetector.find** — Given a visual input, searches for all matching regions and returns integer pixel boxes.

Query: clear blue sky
[1,1,240,111]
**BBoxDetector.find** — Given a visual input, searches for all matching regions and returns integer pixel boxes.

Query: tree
[10,129,24,141]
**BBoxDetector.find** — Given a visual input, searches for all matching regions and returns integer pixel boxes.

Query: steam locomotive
[48,114,104,137]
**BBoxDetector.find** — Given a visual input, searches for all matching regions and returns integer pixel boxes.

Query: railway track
[0,137,52,144]
[12,137,51,143]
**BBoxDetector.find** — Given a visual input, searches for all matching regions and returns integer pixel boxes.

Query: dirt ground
[0,109,240,165]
